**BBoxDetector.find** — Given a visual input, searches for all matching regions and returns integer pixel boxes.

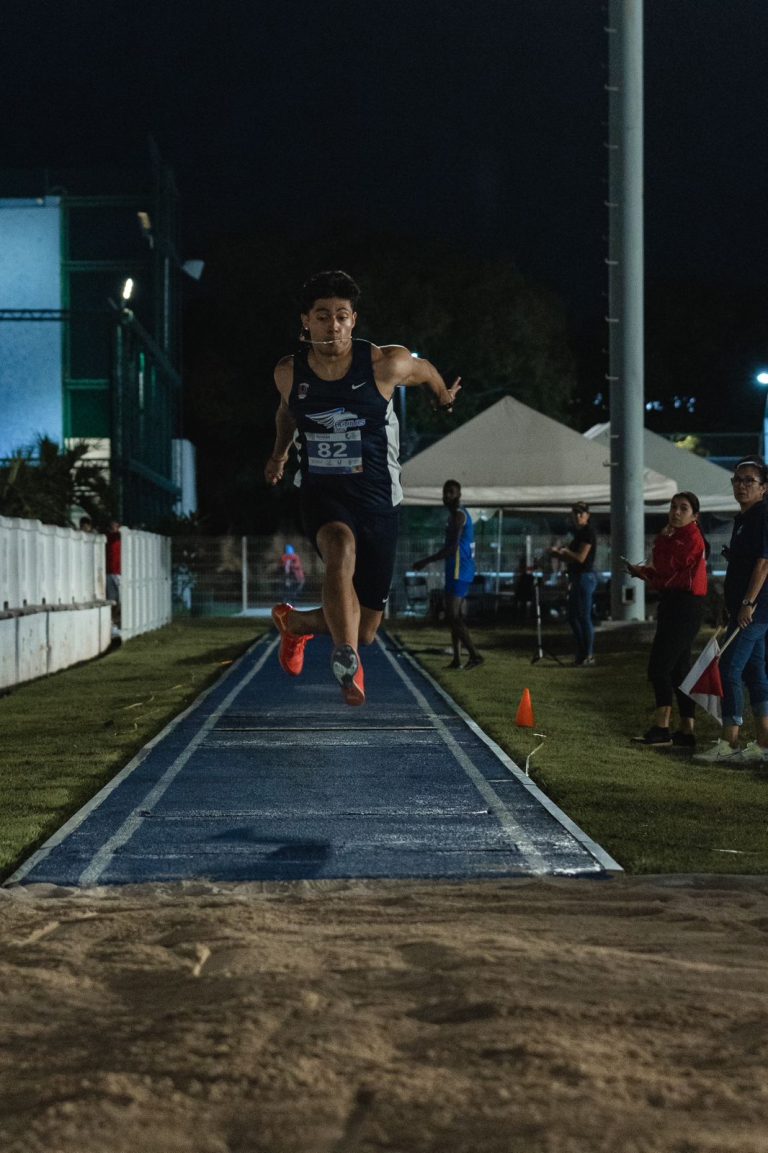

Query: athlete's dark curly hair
[299,270,360,313]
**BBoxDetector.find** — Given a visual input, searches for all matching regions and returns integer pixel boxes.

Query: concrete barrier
[0,604,113,690]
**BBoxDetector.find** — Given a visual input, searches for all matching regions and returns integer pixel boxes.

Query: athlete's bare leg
[446,595,481,663]
[314,521,360,647]
[278,522,369,646]
[275,523,385,654]
[278,603,329,636]
[274,524,385,705]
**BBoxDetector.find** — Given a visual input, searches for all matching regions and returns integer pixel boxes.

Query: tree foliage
[0,437,114,527]
[644,280,768,436]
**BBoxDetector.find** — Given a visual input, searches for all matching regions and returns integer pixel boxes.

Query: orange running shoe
[271,603,313,676]
[330,643,365,706]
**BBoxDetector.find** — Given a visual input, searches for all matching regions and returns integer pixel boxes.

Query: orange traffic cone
[516,688,535,729]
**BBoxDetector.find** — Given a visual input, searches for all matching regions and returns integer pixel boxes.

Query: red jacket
[638,521,707,596]
[106,531,121,575]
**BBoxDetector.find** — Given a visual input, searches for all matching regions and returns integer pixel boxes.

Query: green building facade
[0,151,187,528]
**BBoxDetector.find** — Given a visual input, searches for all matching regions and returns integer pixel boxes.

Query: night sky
[4,1,768,406]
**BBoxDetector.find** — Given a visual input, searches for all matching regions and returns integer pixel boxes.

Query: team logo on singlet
[298,382,310,399]
[308,407,366,431]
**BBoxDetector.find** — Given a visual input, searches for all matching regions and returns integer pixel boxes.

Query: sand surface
[2,875,768,1153]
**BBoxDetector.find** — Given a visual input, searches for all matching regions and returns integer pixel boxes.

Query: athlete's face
[442,483,461,508]
[301,297,356,353]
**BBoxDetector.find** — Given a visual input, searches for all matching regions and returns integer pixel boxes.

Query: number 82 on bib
[305,430,363,474]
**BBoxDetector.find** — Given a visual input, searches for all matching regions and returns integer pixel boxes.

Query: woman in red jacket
[626,491,708,747]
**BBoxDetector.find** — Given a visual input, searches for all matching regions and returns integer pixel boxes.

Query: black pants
[647,591,705,719]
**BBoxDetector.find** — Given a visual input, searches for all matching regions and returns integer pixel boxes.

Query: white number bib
[305,430,363,474]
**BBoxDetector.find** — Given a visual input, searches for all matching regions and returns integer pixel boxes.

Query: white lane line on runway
[377,638,551,874]
[75,638,280,886]
[385,638,622,874]
[6,635,277,887]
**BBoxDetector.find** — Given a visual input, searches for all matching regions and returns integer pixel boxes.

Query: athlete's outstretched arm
[264,360,296,485]
[375,345,461,410]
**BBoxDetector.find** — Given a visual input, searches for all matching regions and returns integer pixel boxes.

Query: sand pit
[2,875,768,1153]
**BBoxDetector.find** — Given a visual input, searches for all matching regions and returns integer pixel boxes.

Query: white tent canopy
[583,423,736,514]
[401,396,678,507]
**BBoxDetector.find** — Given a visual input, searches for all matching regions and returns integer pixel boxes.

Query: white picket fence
[120,529,172,640]
[0,516,171,688]
[0,515,106,610]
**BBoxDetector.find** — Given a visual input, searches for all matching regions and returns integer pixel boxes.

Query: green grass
[394,618,768,874]
[0,618,259,880]
[2,614,767,879]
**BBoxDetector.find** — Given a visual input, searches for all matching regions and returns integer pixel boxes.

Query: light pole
[757,371,768,458]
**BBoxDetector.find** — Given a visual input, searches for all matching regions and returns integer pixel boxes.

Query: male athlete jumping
[264,270,461,705]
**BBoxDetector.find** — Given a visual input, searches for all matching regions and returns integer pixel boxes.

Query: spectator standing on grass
[413,479,483,670]
[693,457,768,765]
[106,519,122,635]
[626,492,708,748]
[549,501,598,666]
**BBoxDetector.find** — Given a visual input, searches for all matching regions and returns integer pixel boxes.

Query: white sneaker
[692,739,742,765]
[731,740,768,764]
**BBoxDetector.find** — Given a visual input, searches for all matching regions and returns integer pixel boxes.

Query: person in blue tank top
[264,270,462,706]
[413,480,483,670]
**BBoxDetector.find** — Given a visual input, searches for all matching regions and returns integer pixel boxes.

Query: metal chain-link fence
[171,522,729,624]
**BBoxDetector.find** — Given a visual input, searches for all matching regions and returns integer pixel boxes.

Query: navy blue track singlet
[289,340,403,510]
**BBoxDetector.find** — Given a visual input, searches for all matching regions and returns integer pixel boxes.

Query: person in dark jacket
[626,491,708,747]
[549,501,598,666]
[693,457,768,765]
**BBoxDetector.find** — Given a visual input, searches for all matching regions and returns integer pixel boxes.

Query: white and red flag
[679,632,737,724]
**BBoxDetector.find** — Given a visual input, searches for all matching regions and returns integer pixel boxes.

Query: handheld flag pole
[679,629,739,725]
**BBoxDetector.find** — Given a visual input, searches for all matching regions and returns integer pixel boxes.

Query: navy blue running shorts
[301,489,400,612]
[445,578,472,599]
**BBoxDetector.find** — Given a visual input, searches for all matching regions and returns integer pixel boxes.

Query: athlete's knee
[317,522,356,568]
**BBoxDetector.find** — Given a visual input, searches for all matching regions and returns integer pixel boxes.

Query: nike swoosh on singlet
[351,381,367,389]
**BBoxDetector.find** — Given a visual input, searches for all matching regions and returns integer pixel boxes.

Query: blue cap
[284,544,295,555]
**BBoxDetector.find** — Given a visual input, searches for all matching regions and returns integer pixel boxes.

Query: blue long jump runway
[8,632,621,886]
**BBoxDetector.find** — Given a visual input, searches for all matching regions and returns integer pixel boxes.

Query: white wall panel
[0,515,168,687]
